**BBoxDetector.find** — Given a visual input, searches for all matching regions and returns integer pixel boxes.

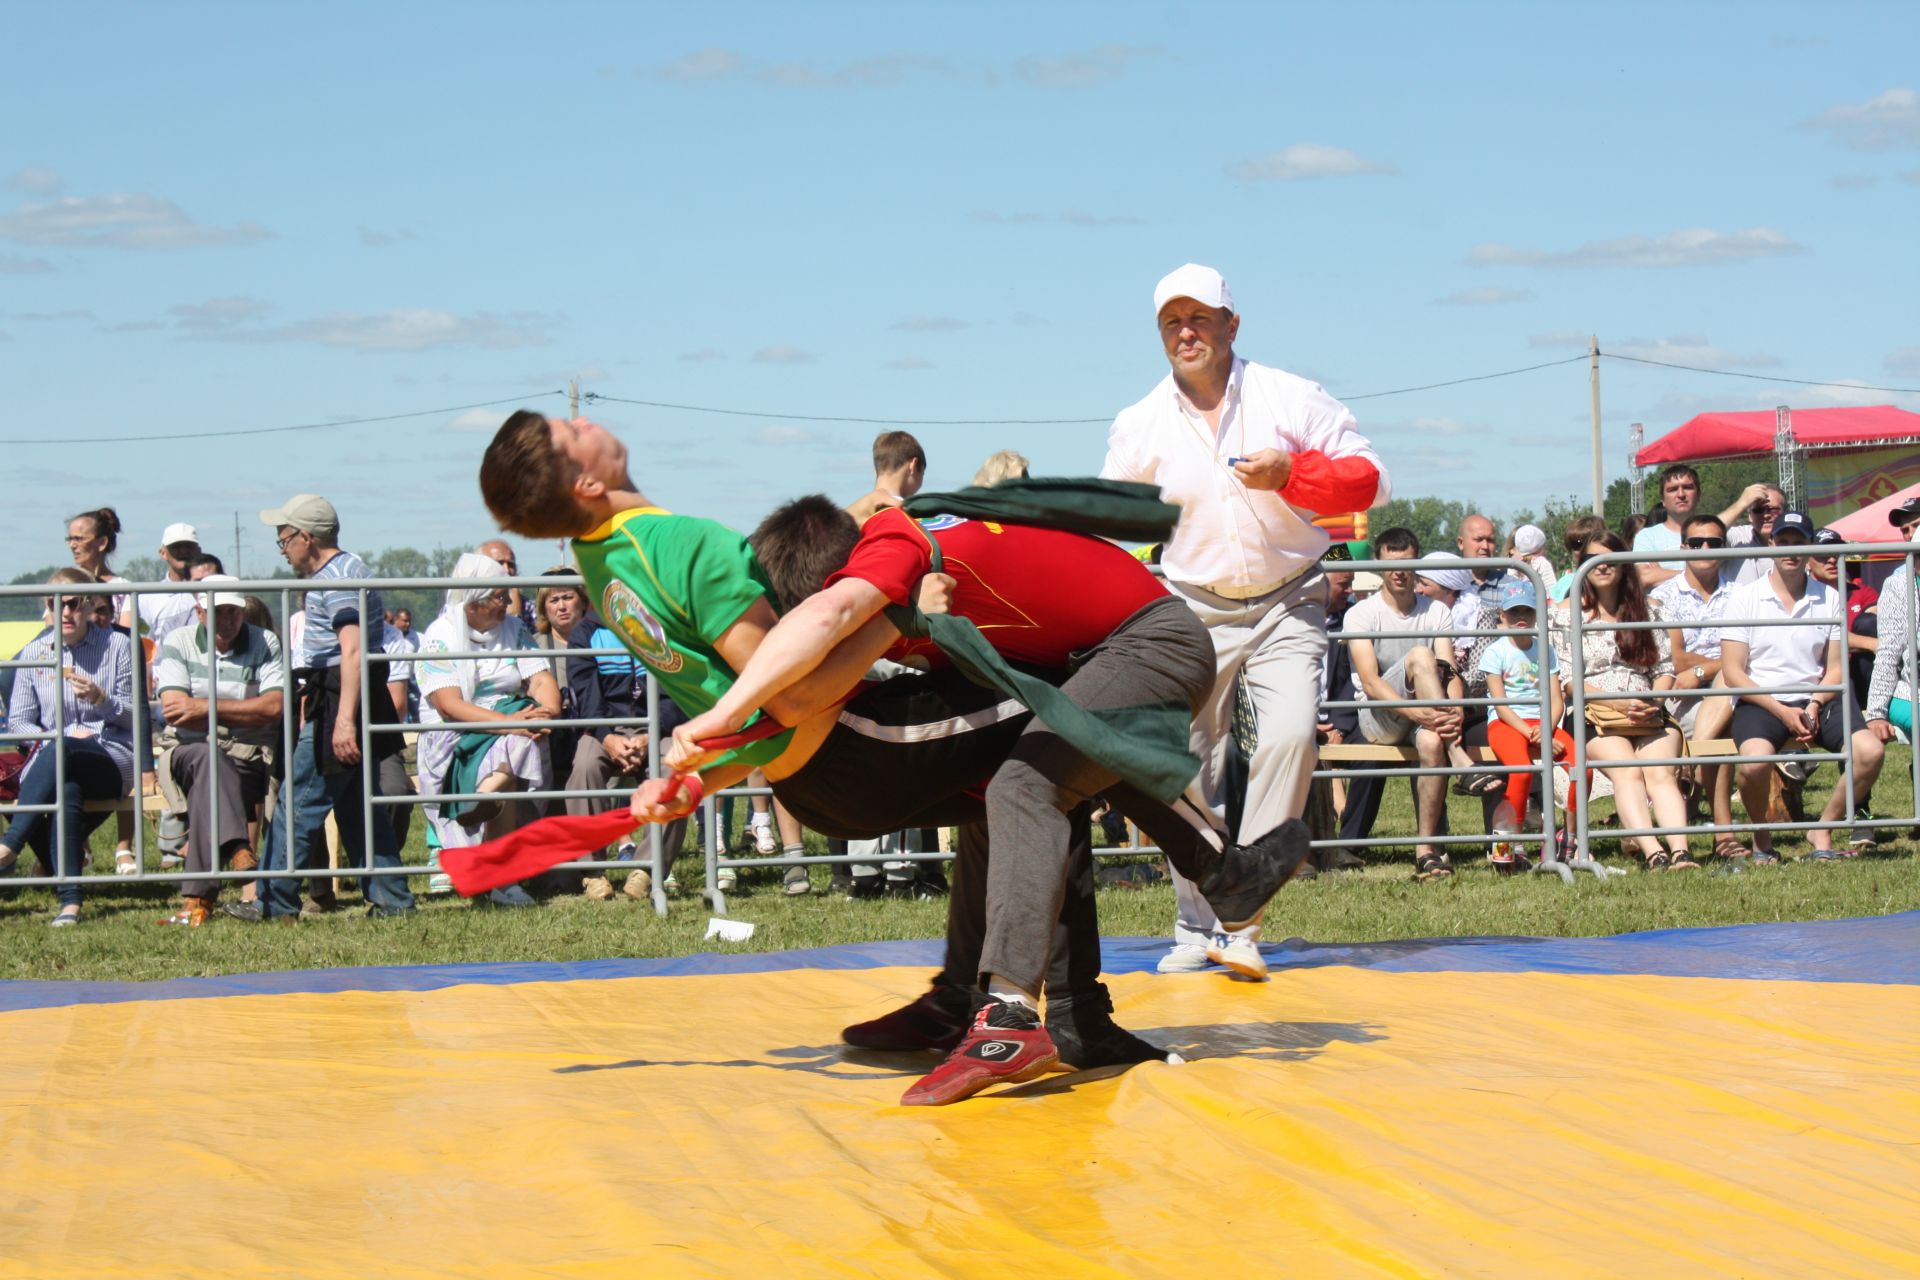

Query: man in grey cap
[236,494,413,920]
[1102,263,1390,972]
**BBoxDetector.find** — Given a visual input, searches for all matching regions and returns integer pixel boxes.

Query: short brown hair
[872,430,925,477]
[480,410,592,539]
[1562,513,1608,557]
[750,495,861,614]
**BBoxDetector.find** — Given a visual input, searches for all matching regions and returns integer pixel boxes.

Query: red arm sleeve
[1279,451,1381,515]
[823,508,932,606]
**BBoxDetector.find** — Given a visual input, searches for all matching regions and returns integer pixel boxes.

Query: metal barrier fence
[2,543,1914,911]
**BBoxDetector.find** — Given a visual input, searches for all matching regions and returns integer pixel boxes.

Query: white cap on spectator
[160,522,200,547]
[196,574,248,612]
[1416,564,1474,592]
[1512,523,1547,556]
[1153,263,1234,316]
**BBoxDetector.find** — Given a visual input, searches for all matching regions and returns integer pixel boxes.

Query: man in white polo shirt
[1101,263,1389,977]
[1720,510,1884,861]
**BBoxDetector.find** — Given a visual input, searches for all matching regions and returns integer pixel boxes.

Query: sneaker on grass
[901,1000,1059,1106]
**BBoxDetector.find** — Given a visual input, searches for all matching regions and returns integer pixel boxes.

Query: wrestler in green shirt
[572,505,794,769]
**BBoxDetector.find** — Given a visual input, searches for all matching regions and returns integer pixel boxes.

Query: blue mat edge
[3,909,1915,1014]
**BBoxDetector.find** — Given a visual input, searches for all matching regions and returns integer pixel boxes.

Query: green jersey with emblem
[572,507,794,768]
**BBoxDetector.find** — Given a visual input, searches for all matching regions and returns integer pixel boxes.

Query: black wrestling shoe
[842,980,978,1052]
[1197,817,1312,931]
[1046,982,1183,1069]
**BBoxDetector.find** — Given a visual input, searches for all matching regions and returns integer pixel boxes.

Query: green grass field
[5,749,1917,984]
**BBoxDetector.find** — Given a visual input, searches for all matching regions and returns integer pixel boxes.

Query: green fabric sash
[444,695,534,821]
[885,477,1199,805]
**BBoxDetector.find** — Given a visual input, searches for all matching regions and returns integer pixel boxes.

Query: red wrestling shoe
[900,999,1058,1106]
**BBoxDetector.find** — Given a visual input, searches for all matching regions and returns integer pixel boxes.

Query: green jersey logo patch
[601,580,683,674]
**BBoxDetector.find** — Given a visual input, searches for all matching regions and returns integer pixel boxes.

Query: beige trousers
[1167,570,1328,948]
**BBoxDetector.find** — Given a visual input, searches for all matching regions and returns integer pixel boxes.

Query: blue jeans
[2,738,119,908]
[258,731,414,917]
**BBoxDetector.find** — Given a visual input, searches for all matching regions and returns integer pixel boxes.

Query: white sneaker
[1206,935,1270,981]
[1156,943,1213,974]
[426,872,454,895]
[715,866,738,892]
[751,821,777,856]
[159,853,186,871]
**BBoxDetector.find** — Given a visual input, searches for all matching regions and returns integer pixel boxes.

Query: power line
[1599,351,1920,395]
[1341,355,1587,401]
[0,392,563,446]
[582,392,1107,425]
[583,356,1592,424]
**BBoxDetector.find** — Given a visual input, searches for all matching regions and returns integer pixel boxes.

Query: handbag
[1584,697,1672,739]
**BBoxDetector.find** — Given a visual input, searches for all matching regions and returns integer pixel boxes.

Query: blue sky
[4,0,1917,583]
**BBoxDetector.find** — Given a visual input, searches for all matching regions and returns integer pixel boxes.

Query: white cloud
[753,425,818,446]
[652,47,742,81]
[0,253,52,274]
[1370,415,1478,438]
[678,347,725,362]
[1013,45,1155,90]
[1467,226,1807,269]
[2,167,62,195]
[970,210,1048,225]
[1059,209,1145,226]
[168,297,554,352]
[0,192,270,249]
[1228,143,1394,182]
[1802,88,1920,152]
[445,408,511,433]
[358,226,421,248]
[885,357,933,371]
[1433,286,1535,306]
[1830,174,1878,191]
[752,344,814,364]
[1886,348,1920,376]
[760,55,957,89]
[892,316,968,332]
[11,309,92,323]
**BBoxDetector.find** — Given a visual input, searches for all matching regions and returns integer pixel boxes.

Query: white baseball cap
[1512,523,1547,556]
[160,522,200,547]
[196,574,249,613]
[1153,263,1234,317]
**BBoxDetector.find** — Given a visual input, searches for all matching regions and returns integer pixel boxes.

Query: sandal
[1668,848,1701,871]
[1456,772,1506,798]
[1646,851,1671,872]
[114,851,139,875]
[1414,851,1453,881]
[1713,835,1749,861]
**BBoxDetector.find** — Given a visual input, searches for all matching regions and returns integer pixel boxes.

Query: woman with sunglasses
[0,569,137,925]
[1866,497,1920,746]
[1553,531,1697,870]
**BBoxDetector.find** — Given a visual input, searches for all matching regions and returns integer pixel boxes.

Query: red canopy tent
[1635,405,1920,466]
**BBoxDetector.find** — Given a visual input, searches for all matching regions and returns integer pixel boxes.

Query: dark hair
[244,596,275,631]
[1620,514,1649,542]
[188,552,225,575]
[1375,526,1421,557]
[1682,513,1726,537]
[1562,514,1608,557]
[872,430,926,477]
[1579,529,1658,669]
[480,410,593,539]
[1647,503,1668,525]
[750,495,862,614]
[69,506,121,560]
[1657,464,1699,492]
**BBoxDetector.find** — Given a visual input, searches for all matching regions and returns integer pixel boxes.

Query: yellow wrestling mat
[3,923,1919,1277]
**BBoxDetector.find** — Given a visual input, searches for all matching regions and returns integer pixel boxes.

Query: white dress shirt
[1101,357,1388,597]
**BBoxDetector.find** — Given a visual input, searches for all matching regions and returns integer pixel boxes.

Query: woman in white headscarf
[416,552,563,906]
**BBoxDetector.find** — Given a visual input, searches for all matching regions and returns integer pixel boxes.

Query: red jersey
[827,508,1169,669]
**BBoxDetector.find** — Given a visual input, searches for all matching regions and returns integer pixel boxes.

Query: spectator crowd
[2,448,1913,928]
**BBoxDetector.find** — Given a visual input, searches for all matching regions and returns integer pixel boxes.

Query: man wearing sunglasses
[1865,496,1920,750]
[1721,511,1884,861]
[1652,514,1740,854]
[1727,485,1789,586]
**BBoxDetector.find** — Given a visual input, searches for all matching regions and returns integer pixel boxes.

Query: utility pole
[233,511,242,578]
[1589,335,1604,516]
[569,377,580,419]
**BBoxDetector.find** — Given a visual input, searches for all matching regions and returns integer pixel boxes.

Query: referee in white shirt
[1102,264,1389,978]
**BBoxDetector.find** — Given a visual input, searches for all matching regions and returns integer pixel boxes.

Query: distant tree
[1,566,64,622]
[1369,496,1468,560]
[119,555,166,584]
